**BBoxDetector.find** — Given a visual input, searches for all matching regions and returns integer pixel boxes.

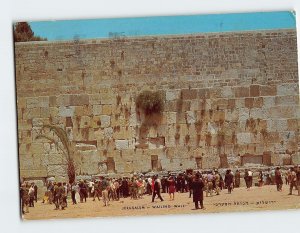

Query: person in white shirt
[28,184,35,207]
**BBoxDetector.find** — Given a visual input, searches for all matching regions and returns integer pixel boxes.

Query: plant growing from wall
[36,124,76,184]
[246,118,256,132]
[136,90,164,116]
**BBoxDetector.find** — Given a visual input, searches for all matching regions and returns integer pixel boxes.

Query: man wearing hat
[21,183,30,214]
[151,175,164,202]
[192,173,205,209]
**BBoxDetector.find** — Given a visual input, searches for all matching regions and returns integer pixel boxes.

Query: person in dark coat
[191,173,205,209]
[275,167,283,191]
[234,170,241,188]
[151,176,164,202]
[33,183,38,202]
[224,170,234,194]
[244,169,250,189]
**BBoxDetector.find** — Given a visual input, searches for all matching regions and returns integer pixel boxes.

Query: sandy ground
[23,184,300,220]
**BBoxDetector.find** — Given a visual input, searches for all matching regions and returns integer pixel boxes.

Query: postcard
[14,11,300,220]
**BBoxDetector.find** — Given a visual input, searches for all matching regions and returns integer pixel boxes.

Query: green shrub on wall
[136,90,164,115]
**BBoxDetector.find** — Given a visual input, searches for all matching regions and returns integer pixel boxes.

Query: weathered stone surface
[235,87,249,98]
[277,84,299,96]
[104,127,113,138]
[100,115,111,128]
[267,119,288,132]
[202,155,220,169]
[92,105,102,115]
[58,106,75,117]
[186,111,196,124]
[220,86,234,98]
[15,30,300,178]
[69,94,89,106]
[181,89,197,100]
[260,85,277,96]
[115,140,129,150]
[166,90,180,101]
[292,153,300,165]
[102,105,112,115]
[250,85,260,97]
[237,133,252,144]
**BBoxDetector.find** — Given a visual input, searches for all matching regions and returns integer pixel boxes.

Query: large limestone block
[250,85,260,97]
[235,99,245,108]
[292,153,300,165]
[19,154,34,169]
[104,127,113,138]
[234,87,249,98]
[225,109,239,122]
[181,89,197,100]
[202,155,220,169]
[220,86,234,98]
[237,132,252,144]
[40,107,50,118]
[263,97,275,108]
[89,94,102,105]
[186,111,196,124]
[249,108,268,119]
[115,140,129,150]
[124,161,134,173]
[268,106,299,119]
[92,105,102,115]
[69,94,89,106]
[165,135,176,147]
[31,143,44,154]
[79,116,91,128]
[79,150,100,174]
[47,164,67,177]
[48,152,65,165]
[166,90,180,101]
[275,95,299,106]
[207,122,217,134]
[267,119,288,132]
[20,169,47,179]
[277,84,299,96]
[58,106,75,117]
[56,95,70,106]
[99,88,114,104]
[260,85,277,96]
[100,115,111,128]
[102,105,112,115]
[23,108,41,119]
[26,97,49,108]
[238,108,250,121]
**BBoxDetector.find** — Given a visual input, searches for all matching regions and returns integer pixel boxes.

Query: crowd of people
[20,166,300,215]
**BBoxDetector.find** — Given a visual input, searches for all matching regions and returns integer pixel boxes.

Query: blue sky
[29,11,296,41]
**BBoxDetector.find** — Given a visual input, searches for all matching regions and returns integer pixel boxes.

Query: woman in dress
[168,176,176,200]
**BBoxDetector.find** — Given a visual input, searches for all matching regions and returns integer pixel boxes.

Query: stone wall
[15,29,300,179]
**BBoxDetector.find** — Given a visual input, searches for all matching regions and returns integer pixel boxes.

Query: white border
[1,1,300,233]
